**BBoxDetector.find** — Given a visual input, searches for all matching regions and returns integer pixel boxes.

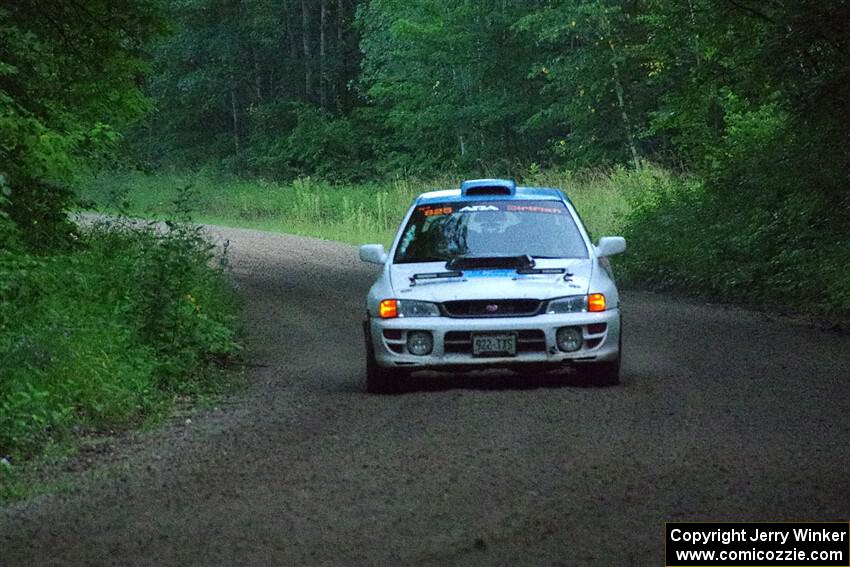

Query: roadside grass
[0,365,242,504]
[0,197,241,501]
[79,168,635,247]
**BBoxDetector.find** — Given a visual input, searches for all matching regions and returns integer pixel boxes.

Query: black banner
[665,522,850,566]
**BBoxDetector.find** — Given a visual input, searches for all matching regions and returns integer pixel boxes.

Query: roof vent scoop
[460,179,516,197]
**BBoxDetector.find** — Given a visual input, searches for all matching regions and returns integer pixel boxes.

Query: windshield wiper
[516,267,568,275]
[409,270,464,286]
[396,256,447,264]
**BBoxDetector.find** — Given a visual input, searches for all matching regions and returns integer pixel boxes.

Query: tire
[583,357,621,386]
[364,321,403,394]
[583,317,622,386]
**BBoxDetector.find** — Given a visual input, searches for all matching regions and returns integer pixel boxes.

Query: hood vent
[460,179,516,197]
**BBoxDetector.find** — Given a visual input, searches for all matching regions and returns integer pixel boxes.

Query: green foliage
[5,0,849,464]
[620,174,850,315]
[0,175,16,245]
[0,196,239,459]
[358,0,552,172]
[611,0,850,314]
[517,0,655,167]
[0,0,166,243]
[127,0,363,177]
[247,104,376,181]
[116,0,850,235]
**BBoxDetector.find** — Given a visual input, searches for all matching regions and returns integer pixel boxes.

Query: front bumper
[368,309,621,370]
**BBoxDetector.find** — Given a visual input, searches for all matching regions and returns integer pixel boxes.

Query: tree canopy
[0,0,166,246]
[2,0,848,242]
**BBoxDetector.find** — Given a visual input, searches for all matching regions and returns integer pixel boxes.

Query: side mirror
[359,244,388,264]
[595,236,626,257]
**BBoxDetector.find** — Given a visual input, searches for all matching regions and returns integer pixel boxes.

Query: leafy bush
[619,171,850,316]
[247,104,376,181]
[0,190,239,459]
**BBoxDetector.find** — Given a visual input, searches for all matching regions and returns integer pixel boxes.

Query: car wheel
[583,357,620,386]
[583,321,622,386]
[364,321,403,394]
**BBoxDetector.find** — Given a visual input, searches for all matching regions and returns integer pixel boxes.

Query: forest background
[1,0,848,465]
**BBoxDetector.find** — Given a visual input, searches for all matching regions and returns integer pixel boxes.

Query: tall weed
[80,169,633,246]
[0,187,239,460]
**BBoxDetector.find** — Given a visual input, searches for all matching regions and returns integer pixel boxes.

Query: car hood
[389,259,592,302]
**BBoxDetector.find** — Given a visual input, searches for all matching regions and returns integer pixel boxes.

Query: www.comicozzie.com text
[670,527,848,546]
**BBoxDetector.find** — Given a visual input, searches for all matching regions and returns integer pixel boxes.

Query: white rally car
[359,179,626,393]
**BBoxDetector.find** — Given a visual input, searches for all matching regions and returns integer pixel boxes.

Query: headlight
[546,294,607,314]
[379,299,440,318]
[547,295,587,314]
[398,299,440,317]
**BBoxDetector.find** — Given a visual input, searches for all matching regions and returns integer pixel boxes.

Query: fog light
[556,327,582,352]
[407,331,433,356]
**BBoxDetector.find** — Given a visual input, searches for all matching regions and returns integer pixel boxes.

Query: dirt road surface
[2,226,849,566]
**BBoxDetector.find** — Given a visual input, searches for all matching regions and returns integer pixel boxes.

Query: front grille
[443,330,547,354]
[442,299,542,318]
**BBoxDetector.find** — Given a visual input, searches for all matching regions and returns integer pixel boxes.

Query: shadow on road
[323,368,619,395]
[400,370,614,393]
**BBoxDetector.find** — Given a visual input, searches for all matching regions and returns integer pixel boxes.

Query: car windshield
[394,200,588,264]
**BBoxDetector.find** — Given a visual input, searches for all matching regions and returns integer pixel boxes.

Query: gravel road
[2,225,849,566]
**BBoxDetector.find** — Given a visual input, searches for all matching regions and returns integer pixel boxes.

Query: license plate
[472,333,517,357]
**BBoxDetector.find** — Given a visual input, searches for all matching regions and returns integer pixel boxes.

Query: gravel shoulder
[1,225,849,566]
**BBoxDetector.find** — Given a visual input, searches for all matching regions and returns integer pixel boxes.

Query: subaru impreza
[359,179,626,393]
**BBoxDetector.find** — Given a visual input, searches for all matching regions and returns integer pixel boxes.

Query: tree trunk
[337,0,344,43]
[285,0,297,60]
[688,0,701,66]
[320,0,327,110]
[283,1,296,98]
[608,40,641,169]
[147,117,154,164]
[252,47,262,102]
[336,0,346,109]
[301,0,312,101]
[230,88,240,157]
